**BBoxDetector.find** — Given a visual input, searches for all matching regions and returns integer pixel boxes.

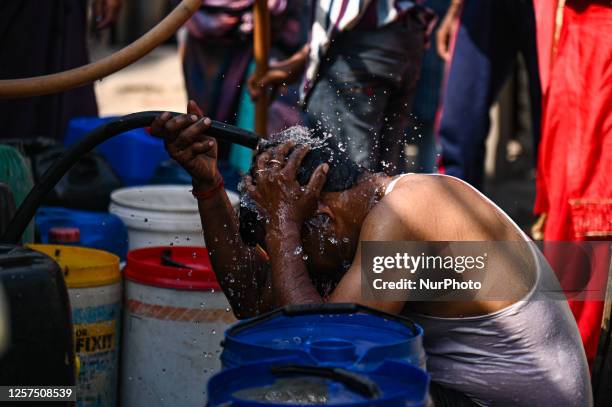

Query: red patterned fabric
[534,0,612,367]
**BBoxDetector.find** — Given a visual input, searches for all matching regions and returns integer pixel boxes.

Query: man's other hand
[247,44,310,100]
[247,66,293,101]
[436,0,462,61]
[245,141,328,226]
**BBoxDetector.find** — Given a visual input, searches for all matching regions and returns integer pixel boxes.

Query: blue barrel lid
[221,304,425,370]
[208,358,430,407]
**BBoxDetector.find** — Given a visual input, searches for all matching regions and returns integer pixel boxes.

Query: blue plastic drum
[36,206,128,260]
[221,304,426,371]
[64,117,169,186]
[207,358,430,407]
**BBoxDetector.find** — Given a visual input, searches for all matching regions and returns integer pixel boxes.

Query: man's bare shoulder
[363,174,522,241]
[359,174,447,240]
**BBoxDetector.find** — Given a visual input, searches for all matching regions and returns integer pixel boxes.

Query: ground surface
[93,45,187,116]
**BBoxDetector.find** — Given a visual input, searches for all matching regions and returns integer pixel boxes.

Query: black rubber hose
[0,111,262,244]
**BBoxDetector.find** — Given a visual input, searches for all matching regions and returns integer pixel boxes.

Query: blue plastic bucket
[36,206,128,260]
[64,117,169,186]
[208,358,430,407]
[221,304,426,371]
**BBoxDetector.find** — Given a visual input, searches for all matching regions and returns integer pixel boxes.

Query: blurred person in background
[0,0,122,140]
[249,1,434,176]
[408,0,450,173]
[533,0,612,369]
[177,0,309,167]
[435,0,542,190]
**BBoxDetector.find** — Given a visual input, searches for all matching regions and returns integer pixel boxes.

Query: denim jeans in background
[305,12,426,175]
[438,0,541,189]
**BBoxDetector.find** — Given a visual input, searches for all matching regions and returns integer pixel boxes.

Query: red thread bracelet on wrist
[191,177,224,200]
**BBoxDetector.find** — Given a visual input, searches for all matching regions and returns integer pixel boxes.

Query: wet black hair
[238,126,366,246]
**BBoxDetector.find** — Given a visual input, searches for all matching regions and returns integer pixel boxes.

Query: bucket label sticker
[75,321,115,354]
[73,302,120,407]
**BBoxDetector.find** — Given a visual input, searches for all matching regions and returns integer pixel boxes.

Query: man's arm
[152,102,272,318]
[265,219,323,306]
[245,141,328,307]
[196,187,273,318]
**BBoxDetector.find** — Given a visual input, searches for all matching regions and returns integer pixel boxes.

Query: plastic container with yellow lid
[29,244,120,288]
[29,244,121,407]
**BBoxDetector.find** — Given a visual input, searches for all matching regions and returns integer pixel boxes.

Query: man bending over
[151,102,591,406]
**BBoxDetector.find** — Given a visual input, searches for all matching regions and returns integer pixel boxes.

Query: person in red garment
[533,0,612,368]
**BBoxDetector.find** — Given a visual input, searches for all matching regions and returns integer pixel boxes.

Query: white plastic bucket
[29,244,122,407]
[109,185,240,250]
[120,246,236,406]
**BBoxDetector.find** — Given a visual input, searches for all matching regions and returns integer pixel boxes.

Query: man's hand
[244,141,328,227]
[151,100,221,190]
[436,0,462,61]
[93,0,123,30]
[247,44,310,100]
[247,66,293,100]
[246,141,329,307]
